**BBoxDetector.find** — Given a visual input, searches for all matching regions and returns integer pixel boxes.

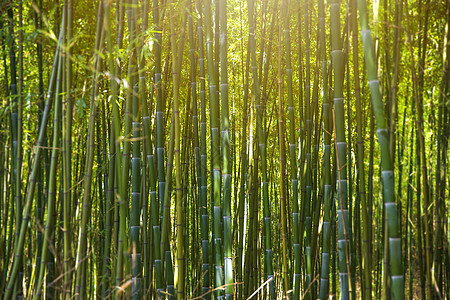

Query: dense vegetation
[0,0,448,299]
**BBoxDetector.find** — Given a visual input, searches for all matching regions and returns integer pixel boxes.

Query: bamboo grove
[0,0,449,298]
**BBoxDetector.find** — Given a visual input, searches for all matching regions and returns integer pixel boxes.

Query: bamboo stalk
[349,0,370,297]
[74,3,104,297]
[318,0,333,297]
[281,0,300,296]
[330,0,353,297]
[127,1,142,298]
[357,0,404,298]
[219,0,233,298]
[196,1,211,297]
[277,4,289,294]
[35,23,65,298]
[204,0,224,296]
[63,0,74,297]
[152,0,165,295]
[168,4,186,298]
[248,0,274,297]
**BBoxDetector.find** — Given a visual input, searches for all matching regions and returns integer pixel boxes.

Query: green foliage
[0,0,449,299]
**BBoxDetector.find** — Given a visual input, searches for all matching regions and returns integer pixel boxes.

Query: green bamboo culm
[349,0,371,297]
[357,0,404,298]
[159,9,186,300]
[74,2,104,297]
[204,0,224,296]
[105,0,129,296]
[277,4,289,294]
[188,1,201,295]
[248,0,275,298]
[330,0,353,298]
[152,0,164,295]
[6,4,23,297]
[282,0,300,297]
[196,1,211,296]
[128,0,142,297]
[35,43,62,300]
[303,0,313,297]
[168,2,186,297]
[103,0,122,296]
[318,0,333,297]
[219,0,233,298]
[35,8,67,296]
[236,44,250,300]
[242,102,256,298]
[137,1,151,293]
[32,0,46,293]
[163,21,176,300]
[160,114,176,299]
[116,0,134,290]
[63,0,74,297]
[142,65,157,297]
